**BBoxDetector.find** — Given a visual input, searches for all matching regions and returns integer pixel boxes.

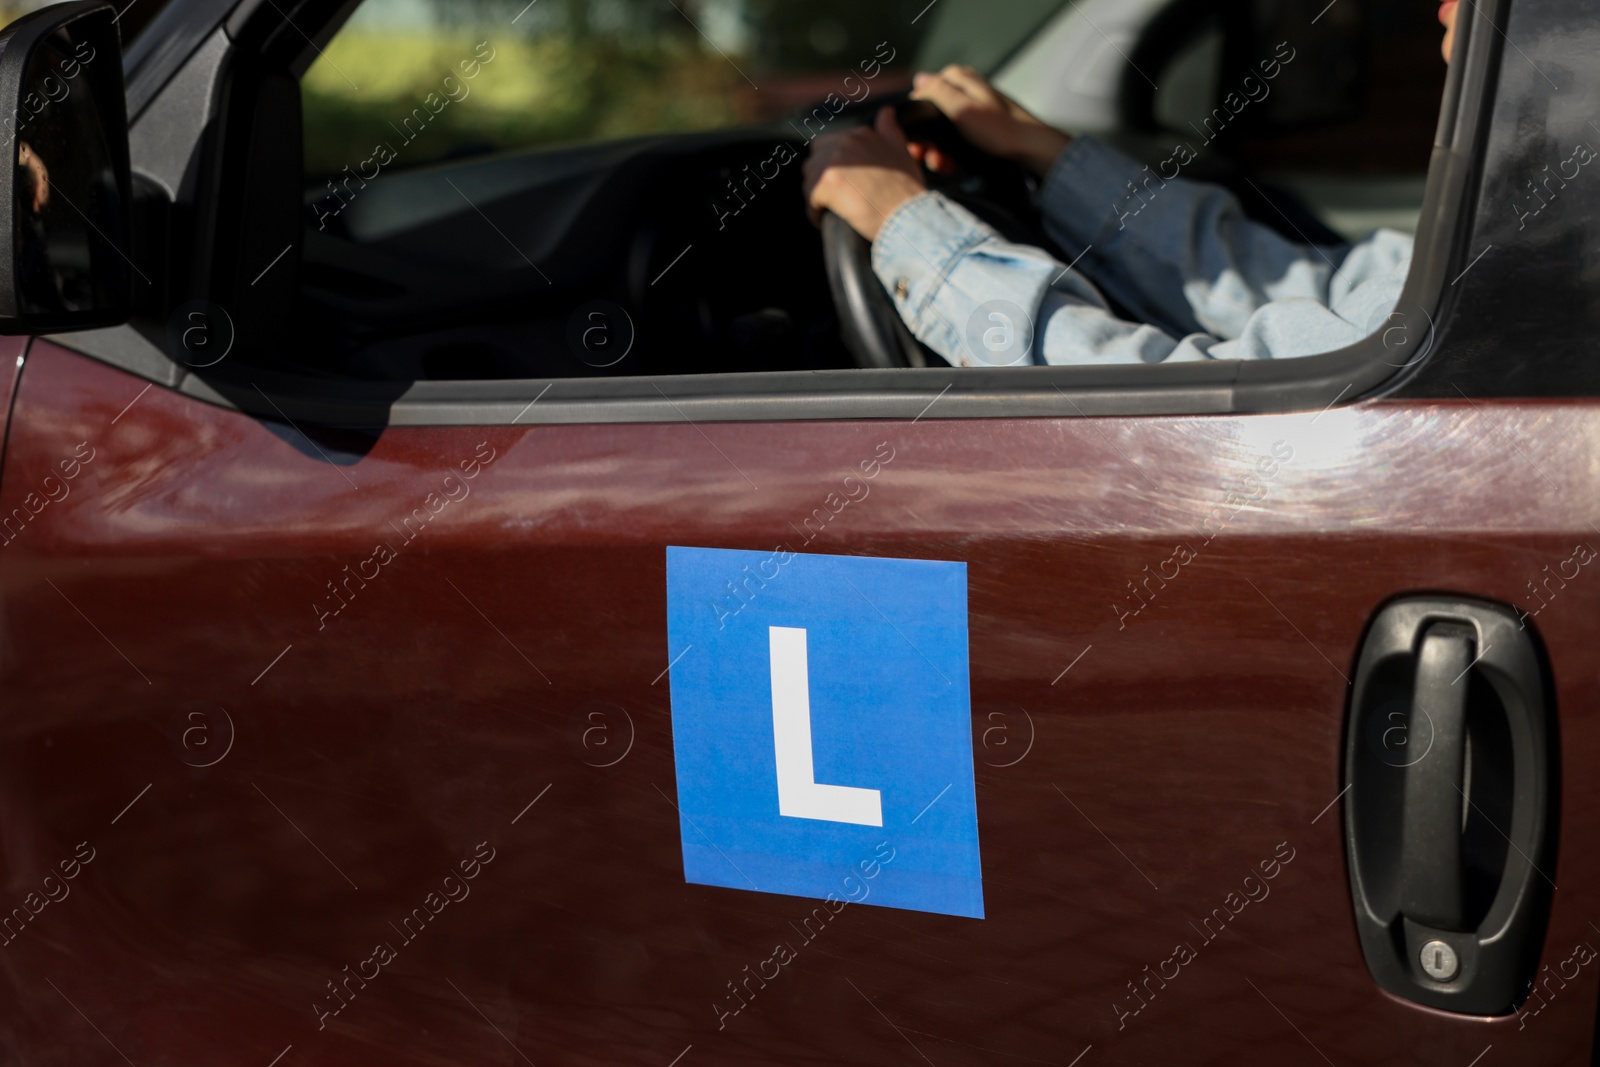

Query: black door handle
[1345,598,1553,1015]
[1398,623,1473,930]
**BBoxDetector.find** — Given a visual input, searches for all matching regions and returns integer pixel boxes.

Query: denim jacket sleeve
[868,136,1413,368]
[1037,135,1414,341]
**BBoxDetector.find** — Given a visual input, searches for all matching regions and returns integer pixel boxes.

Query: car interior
[143,0,1451,387]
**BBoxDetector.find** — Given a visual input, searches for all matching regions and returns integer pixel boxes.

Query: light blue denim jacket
[870,135,1413,366]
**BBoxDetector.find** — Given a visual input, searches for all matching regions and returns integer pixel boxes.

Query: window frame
[59,0,1502,429]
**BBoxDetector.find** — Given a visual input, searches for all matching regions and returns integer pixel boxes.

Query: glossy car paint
[1,0,1599,1062]
[1,340,1597,1065]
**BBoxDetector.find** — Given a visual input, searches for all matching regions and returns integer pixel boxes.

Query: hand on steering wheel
[908,65,1071,180]
[801,107,928,242]
[805,92,1056,369]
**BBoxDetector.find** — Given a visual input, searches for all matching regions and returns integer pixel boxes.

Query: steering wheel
[824,99,1043,369]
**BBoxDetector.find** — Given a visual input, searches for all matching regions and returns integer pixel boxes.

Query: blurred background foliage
[302,0,941,176]
[0,0,1063,177]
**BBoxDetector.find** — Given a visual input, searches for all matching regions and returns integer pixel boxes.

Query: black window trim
[66,0,1501,429]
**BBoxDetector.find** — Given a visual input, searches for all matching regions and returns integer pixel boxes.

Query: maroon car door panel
[1,339,1596,1065]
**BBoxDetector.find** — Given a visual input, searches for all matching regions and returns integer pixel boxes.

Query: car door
[2,1,1598,1066]
[7,348,1595,1067]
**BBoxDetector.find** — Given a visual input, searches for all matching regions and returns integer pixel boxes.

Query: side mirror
[0,1,131,335]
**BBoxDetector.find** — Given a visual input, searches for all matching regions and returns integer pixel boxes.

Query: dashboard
[297,129,853,382]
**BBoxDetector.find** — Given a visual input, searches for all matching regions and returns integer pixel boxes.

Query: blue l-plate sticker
[665,546,983,919]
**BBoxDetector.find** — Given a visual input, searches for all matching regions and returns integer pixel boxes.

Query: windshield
[302,0,1066,176]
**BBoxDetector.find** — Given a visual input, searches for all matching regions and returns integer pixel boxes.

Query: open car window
[190,0,1467,411]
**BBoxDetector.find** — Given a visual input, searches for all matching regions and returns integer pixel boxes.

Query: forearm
[871,192,1207,366]
[870,191,1404,367]
[872,192,1108,365]
[1011,124,1073,180]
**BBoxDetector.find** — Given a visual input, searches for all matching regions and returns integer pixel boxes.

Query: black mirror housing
[0,1,131,335]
